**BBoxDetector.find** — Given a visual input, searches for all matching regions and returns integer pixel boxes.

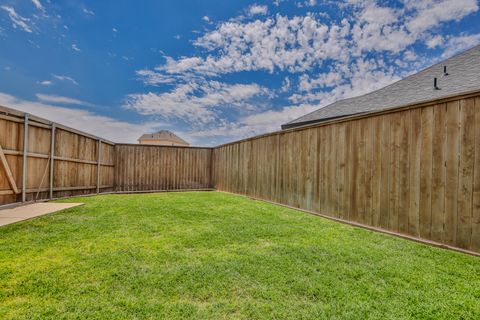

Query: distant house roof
[138,130,189,145]
[282,44,480,130]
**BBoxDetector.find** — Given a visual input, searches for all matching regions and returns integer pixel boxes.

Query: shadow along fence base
[1,91,480,254]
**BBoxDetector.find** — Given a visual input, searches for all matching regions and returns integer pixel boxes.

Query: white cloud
[160,56,206,74]
[135,69,189,85]
[202,16,210,22]
[127,0,480,145]
[38,80,52,86]
[290,58,401,104]
[273,0,285,7]
[296,0,317,8]
[82,8,95,16]
[181,103,319,145]
[349,3,412,53]
[426,35,444,48]
[403,50,417,61]
[241,104,317,131]
[31,0,43,10]
[52,74,78,85]
[35,93,92,106]
[0,93,161,143]
[125,80,270,125]
[405,0,478,34]
[71,44,81,52]
[112,27,118,33]
[1,6,34,33]
[441,33,480,58]
[159,14,347,76]
[248,4,268,16]
[280,77,291,93]
[146,1,478,80]
[298,72,342,92]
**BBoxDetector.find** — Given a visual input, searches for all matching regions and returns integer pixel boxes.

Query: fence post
[49,124,56,199]
[21,114,29,202]
[97,139,101,194]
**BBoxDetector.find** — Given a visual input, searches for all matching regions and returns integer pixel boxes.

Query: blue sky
[0,0,479,146]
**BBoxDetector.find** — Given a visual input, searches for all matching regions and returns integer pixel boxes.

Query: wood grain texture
[419,106,433,238]
[444,101,460,245]
[431,103,447,242]
[457,98,475,249]
[114,144,213,191]
[213,93,480,253]
[0,112,115,205]
[0,144,19,194]
[2,92,480,254]
[408,108,421,237]
[472,97,480,252]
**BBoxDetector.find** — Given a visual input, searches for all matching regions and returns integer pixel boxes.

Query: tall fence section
[114,144,213,192]
[0,107,115,205]
[214,94,480,253]
[1,92,480,254]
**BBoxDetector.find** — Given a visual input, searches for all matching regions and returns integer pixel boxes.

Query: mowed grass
[0,192,479,319]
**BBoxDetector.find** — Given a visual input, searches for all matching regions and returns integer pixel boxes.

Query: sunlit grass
[0,192,478,319]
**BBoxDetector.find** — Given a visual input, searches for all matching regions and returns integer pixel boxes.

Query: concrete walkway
[0,203,83,227]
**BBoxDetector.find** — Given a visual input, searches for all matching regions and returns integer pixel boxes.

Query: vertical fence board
[431,104,447,241]
[408,109,421,237]
[419,107,433,238]
[371,116,382,227]
[2,92,480,254]
[379,116,390,229]
[398,112,409,233]
[457,98,475,249]
[472,97,480,252]
[0,112,115,205]
[213,93,480,254]
[114,145,213,191]
[445,101,460,245]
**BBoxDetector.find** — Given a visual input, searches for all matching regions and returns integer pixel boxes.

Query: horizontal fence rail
[1,92,480,254]
[0,107,115,204]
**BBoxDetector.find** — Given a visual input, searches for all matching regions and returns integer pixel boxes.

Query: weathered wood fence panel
[2,93,480,254]
[114,144,213,192]
[0,106,115,205]
[213,93,480,253]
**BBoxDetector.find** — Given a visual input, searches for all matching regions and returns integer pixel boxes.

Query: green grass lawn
[0,192,479,319]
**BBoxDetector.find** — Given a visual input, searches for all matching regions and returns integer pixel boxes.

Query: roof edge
[284,44,480,127]
[217,88,480,149]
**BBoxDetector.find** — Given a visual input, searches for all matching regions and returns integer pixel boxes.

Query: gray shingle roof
[282,45,480,129]
[138,130,189,145]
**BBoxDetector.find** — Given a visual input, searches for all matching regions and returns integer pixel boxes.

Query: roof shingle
[282,45,480,129]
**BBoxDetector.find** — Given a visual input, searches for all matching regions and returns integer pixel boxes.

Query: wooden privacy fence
[0,106,212,206]
[2,91,480,254]
[114,144,213,192]
[214,92,480,253]
[0,106,115,205]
